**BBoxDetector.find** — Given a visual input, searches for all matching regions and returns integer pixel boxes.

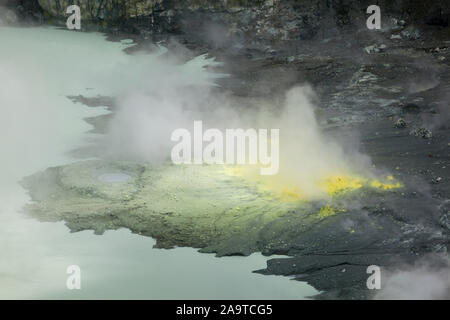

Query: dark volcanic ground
[213,26,450,299]
[18,17,450,299]
[134,22,450,299]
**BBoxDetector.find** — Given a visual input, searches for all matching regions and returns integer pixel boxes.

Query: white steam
[0,26,321,299]
[375,257,450,299]
[103,51,368,198]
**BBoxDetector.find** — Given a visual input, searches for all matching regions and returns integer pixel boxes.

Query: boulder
[410,127,433,139]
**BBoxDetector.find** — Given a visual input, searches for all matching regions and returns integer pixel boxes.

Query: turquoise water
[0,26,318,299]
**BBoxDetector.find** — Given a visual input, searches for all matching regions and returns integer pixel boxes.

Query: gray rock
[365,44,387,54]
[394,118,407,128]
[0,8,18,25]
[439,202,450,230]
[409,127,433,139]
[401,28,421,40]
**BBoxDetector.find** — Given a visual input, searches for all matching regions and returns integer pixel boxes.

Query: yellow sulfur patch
[221,165,402,201]
[319,176,364,195]
[318,205,336,218]
[280,187,305,201]
[320,175,402,195]
[370,179,402,190]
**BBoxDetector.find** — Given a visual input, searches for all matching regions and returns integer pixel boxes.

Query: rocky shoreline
[4,0,450,299]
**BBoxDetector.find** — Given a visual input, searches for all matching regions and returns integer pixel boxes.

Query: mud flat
[21,151,447,299]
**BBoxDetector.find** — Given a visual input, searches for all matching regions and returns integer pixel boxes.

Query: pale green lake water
[0,26,318,299]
